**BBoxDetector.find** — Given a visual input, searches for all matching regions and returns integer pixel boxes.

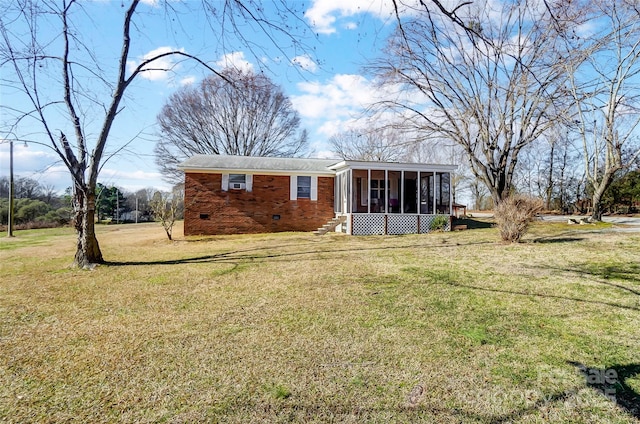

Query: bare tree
[468,177,490,211]
[150,189,183,241]
[514,126,582,212]
[39,183,58,205]
[563,0,640,220]
[124,188,154,222]
[329,127,413,162]
[13,177,42,199]
[371,0,573,206]
[0,0,311,267]
[154,68,307,184]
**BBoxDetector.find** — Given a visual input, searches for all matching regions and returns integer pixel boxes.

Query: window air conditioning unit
[230,183,246,190]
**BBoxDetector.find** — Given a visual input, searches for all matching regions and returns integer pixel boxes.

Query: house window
[290,175,317,201]
[370,179,386,211]
[229,174,246,190]
[297,176,311,199]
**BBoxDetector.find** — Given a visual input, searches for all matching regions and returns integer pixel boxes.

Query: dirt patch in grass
[1,222,639,422]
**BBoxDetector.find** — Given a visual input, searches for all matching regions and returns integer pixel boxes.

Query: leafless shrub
[494,195,544,243]
[150,189,184,241]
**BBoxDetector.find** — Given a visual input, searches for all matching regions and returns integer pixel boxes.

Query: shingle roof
[178,154,340,174]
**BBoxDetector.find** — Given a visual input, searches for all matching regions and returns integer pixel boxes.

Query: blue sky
[0,0,403,193]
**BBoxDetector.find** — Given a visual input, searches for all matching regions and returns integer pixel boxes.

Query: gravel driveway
[539,214,640,232]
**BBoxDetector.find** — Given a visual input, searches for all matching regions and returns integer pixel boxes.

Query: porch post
[433,171,437,214]
[348,169,352,213]
[367,168,371,214]
[438,172,442,214]
[417,171,421,214]
[342,171,348,214]
[449,171,453,215]
[333,174,342,216]
[384,169,389,214]
[400,170,405,214]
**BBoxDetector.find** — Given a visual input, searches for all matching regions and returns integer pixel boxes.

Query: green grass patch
[0,226,75,251]
[264,383,293,400]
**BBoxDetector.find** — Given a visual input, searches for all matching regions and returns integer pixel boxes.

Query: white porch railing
[346,213,451,235]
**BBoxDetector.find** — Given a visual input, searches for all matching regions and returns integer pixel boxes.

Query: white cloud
[292,74,381,122]
[317,118,360,138]
[180,76,196,86]
[291,55,318,73]
[304,0,396,34]
[291,72,434,154]
[96,167,171,192]
[0,144,71,192]
[290,73,404,143]
[0,143,59,174]
[304,0,491,34]
[127,46,185,82]
[215,51,254,73]
[310,147,341,160]
[36,164,74,192]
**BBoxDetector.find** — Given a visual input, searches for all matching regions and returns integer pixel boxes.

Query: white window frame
[370,179,386,205]
[222,173,252,192]
[297,176,312,199]
[290,175,318,201]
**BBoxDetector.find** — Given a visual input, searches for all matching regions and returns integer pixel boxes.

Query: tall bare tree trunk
[591,196,602,221]
[558,144,569,212]
[73,186,103,267]
[590,172,615,221]
[486,171,510,207]
[545,141,556,210]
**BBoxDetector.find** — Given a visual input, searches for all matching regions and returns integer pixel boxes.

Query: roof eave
[329,160,458,172]
[180,166,335,177]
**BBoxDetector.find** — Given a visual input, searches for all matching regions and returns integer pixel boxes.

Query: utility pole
[7,140,14,237]
[116,190,119,224]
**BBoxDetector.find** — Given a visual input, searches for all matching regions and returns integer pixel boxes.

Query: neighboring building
[179,155,456,236]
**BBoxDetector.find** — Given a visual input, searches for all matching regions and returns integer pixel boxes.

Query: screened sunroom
[330,160,457,235]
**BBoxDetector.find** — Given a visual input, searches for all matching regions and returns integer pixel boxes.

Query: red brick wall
[184,173,335,235]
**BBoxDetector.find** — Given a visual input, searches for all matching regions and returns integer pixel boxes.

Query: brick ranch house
[179,155,457,236]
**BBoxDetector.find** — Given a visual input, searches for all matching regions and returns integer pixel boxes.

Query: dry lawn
[1,221,639,423]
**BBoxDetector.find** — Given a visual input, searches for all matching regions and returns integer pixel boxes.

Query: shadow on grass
[104,240,492,267]
[532,237,585,244]
[568,361,640,419]
[485,389,581,423]
[453,218,494,229]
[388,368,632,420]
[529,229,590,244]
[430,280,640,312]
[205,383,635,422]
[535,263,640,297]
[579,263,639,285]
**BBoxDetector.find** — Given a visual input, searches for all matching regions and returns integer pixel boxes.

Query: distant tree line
[0,177,72,229]
[0,177,181,229]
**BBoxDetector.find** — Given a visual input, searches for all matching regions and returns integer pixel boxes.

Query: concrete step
[314,216,346,236]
